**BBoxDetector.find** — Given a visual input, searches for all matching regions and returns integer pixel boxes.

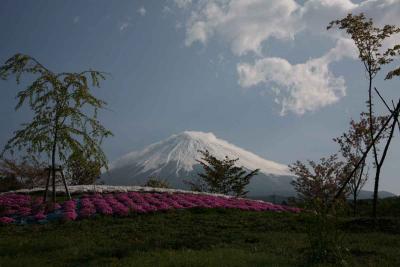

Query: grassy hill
[1,207,400,267]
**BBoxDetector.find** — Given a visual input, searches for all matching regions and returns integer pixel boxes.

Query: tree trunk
[43,167,51,202]
[372,165,381,218]
[367,73,381,219]
[353,160,365,217]
[372,107,399,218]
[334,105,397,204]
[51,134,57,203]
[51,115,59,203]
[353,193,357,217]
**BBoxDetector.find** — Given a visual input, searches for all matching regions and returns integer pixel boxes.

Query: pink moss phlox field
[0,216,15,224]
[62,200,78,221]
[0,192,300,224]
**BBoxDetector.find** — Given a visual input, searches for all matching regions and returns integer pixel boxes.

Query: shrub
[144,177,170,189]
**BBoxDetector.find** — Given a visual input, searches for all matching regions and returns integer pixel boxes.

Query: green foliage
[192,149,259,197]
[0,157,47,191]
[333,113,391,216]
[66,151,101,185]
[1,209,400,266]
[290,156,352,265]
[290,155,349,214]
[306,212,350,266]
[328,13,400,79]
[0,54,112,200]
[328,13,400,219]
[0,176,24,192]
[353,197,400,218]
[0,54,112,167]
[144,177,170,189]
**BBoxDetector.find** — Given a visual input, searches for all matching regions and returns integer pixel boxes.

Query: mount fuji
[101,131,296,197]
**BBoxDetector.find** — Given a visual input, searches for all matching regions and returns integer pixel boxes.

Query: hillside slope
[102,131,295,196]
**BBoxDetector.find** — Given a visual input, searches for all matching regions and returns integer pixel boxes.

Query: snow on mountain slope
[109,131,290,176]
[102,131,295,196]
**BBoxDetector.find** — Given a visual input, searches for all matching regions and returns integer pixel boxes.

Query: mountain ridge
[102,131,296,196]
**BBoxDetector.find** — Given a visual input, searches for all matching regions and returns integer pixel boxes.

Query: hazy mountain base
[101,162,296,197]
[101,162,396,199]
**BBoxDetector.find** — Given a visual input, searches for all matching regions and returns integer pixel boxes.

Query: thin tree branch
[334,100,400,200]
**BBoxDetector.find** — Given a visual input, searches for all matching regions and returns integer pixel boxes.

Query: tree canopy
[192,149,259,197]
[290,155,349,213]
[0,53,112,201]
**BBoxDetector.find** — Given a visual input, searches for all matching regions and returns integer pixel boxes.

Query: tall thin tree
[0,54,113,202]
[333,113,389,216]
[328,13,400,217]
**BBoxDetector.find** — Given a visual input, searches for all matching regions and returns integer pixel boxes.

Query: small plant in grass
[290,155,351,265]
[305,200,350,266]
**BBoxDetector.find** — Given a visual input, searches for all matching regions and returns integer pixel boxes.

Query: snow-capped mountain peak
[108,131,290,176]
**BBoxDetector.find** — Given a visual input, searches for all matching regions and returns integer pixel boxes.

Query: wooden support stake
[60,169,71,200]
[43,165,71,202]
[52,166,56,203]
[43,167,51,202]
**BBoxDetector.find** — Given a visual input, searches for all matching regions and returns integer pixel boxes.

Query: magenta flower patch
[0,192,300,224]
[0,216,15,224]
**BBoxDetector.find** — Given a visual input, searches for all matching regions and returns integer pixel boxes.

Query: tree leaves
[289,155,349,212]
[0,53,112,174]
[328,13,400,79]
[195,149,259,197]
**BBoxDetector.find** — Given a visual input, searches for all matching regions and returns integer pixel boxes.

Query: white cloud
[357,0,400,26]
[175,0,400,115]
[237,39,356,115]
[138,6,146,16]
[356,0,400,49]
[180,0,400,55]
[184,0,300,56]
[299,0,356,34]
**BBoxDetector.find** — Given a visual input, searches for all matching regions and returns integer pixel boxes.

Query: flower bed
[0,192,300,224]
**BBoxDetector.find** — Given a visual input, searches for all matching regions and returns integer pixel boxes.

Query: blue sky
[1,0,399,194]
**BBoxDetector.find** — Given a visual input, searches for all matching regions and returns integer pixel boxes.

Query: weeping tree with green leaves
[0,53,113,203]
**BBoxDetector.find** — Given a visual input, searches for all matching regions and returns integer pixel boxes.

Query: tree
[334,113,389,216]
[193,149,259,197]
[290,155,353,264]
[144,177,170,189]
[66,151,101,185]
[328,13,400,218]
[0,157,48,192]
[289,155,349,213]
[0,54,113,202]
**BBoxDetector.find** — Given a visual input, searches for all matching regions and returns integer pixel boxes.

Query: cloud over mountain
[237,39,357,115]
[174,0,400,115]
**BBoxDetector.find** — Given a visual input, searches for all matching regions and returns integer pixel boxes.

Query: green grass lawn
[1,208,400,267]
